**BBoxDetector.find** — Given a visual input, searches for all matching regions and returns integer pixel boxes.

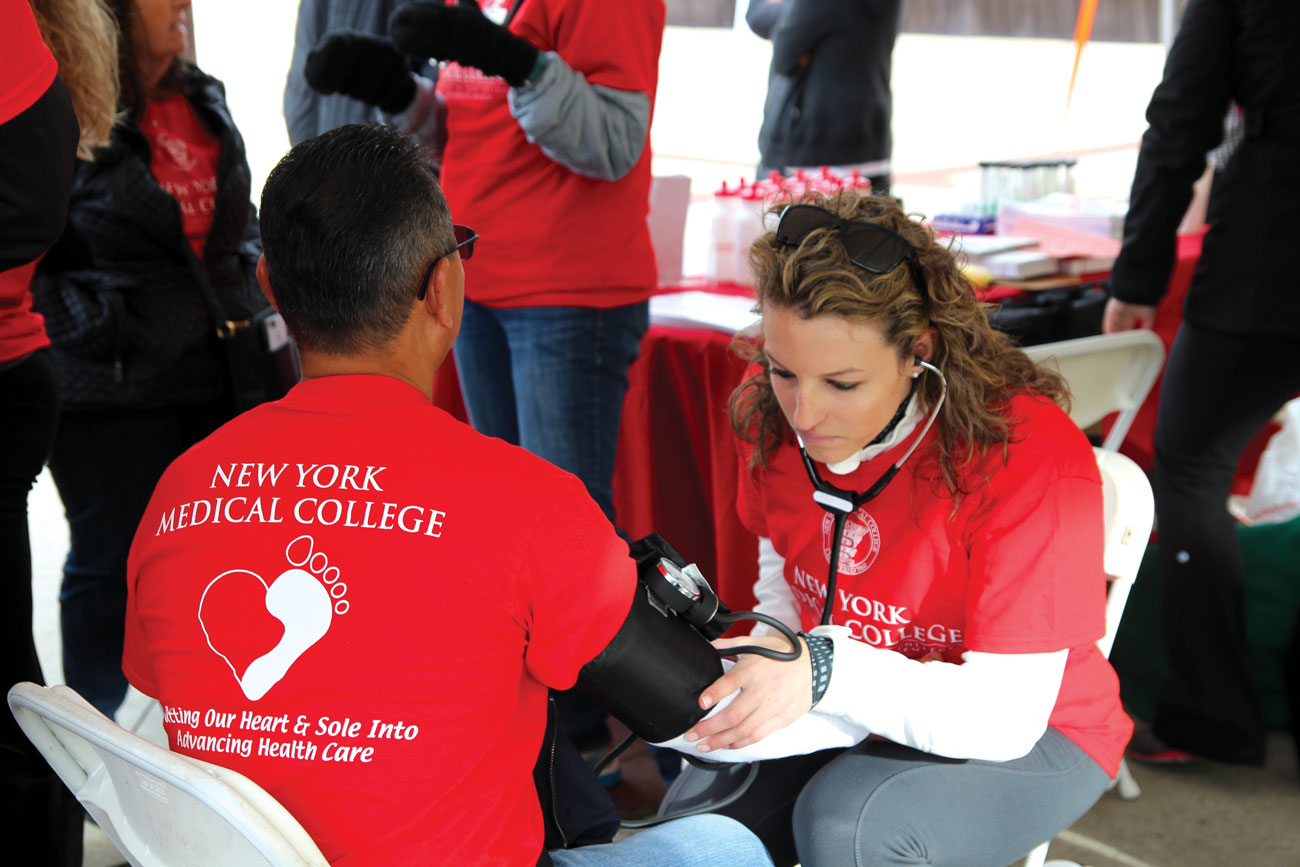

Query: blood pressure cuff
[628,533,730,640]
[575,538,725,743]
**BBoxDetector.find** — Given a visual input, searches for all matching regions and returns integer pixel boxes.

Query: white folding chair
[7,683,328,867]
[1023,330,1166,451]
[1021,447,1153,867]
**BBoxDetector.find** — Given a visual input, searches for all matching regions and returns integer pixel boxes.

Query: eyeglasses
[774,205,928,305]
[416,224,478,301]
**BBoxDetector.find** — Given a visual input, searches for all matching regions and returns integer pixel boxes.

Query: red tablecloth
[611,322,757,613]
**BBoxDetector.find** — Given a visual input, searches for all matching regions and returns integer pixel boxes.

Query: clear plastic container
[706,181,741,283]
[733,184,766,287]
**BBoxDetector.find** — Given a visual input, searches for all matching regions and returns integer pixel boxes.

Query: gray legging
[658,727,1109,867]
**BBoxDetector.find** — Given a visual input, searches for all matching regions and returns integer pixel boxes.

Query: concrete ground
[24,6,1300,866]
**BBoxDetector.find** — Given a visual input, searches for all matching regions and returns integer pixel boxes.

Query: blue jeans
[453,299,650,752]
[452,298,649,528]
[46,401,228,717]
[550,815,772,867]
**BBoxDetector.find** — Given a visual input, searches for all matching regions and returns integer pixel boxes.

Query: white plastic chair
[1023,330,1166,451]
[7,682,328,867]
[1021,447,1153,867]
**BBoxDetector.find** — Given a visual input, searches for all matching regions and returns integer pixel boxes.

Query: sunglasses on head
[774,205,928,304]
[416,224,478,301]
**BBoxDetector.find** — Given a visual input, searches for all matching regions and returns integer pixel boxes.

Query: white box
[648,175,691,285]
[997,193,1128,242]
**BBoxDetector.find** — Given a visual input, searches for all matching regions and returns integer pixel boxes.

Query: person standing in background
[283,0,429,146]
[747,0,902,192]
[1104,0,1300,767]
[31,0,268,721]
[305,0,667,776]
[1,0,116,860]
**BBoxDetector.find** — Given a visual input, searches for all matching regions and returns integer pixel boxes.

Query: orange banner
[1067,0,1100,115]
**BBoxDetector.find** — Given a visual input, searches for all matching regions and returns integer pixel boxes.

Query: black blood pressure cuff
[802,632,834,707]
[628,533,731,640]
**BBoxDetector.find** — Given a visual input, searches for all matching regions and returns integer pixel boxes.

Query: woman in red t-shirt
[30,0,267,720]
[656,191,1132,867]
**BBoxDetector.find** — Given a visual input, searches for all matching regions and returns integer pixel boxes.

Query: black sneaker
[1128,726,1197,764]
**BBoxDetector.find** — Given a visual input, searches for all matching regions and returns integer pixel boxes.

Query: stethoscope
[795,358,948,626]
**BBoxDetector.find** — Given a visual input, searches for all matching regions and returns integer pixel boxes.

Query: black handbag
[185,249,300,412]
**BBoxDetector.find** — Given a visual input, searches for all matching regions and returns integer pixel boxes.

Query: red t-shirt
[0,261,49,362]
[140,95,220,259]
[437,0,664,308]
[124,375,635,866]
[737,391,1132,776]
[0,0,57,125]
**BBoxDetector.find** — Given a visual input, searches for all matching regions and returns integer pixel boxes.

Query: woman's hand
[684,634,812,753]
[1102,298,1159,333]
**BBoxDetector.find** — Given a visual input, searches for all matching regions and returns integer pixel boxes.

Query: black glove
[304,31,418,115]
[389,0,540,88]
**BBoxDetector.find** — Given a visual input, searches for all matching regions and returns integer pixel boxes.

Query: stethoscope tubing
[796,360,948,625]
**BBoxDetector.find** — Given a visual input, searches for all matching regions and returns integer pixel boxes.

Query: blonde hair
[29,0,120,158]
[730,190,1070,499]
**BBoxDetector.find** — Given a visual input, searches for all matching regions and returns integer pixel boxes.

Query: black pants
[1151,321,1300,763]
[0,350,82,866]
[47,399,229,717]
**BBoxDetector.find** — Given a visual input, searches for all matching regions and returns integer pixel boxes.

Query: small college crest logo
[821,507,881,575]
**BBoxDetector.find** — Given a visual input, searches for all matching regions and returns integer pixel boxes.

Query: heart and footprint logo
[198,535,350,701]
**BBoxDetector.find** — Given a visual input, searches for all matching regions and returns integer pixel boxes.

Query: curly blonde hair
[29,0,120,159]
[730,190,1069,498]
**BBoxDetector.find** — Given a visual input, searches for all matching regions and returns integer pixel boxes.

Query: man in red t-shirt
[123,123,770,867]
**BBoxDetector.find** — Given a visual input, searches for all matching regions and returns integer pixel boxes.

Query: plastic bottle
[813,166,843,196]
[706,181,741,284]
[733,183,765,287]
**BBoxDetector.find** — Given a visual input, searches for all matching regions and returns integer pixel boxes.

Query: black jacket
[32,68,266,407]
[748,0,902,173]
[1108,0,1300,336]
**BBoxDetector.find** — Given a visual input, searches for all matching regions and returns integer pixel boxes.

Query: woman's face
[131,0,191,71]
[763,306,925,466]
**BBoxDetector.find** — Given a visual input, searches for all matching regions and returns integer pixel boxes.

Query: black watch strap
[802,632,834,707]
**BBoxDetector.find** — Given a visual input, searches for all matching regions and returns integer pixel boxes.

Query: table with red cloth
[430,231,1248,614]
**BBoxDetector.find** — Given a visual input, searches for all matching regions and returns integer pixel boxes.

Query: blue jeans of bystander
[550,815,773,867]
[452,298,649,529]
[453,298,650,754]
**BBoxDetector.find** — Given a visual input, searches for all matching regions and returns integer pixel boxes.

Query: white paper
[650,291,761,335]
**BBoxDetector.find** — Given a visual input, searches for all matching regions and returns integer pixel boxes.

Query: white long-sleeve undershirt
[670,431,1071,765]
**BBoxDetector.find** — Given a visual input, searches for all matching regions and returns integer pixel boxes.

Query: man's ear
[423,256,456,329]
[256,255,278,311]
